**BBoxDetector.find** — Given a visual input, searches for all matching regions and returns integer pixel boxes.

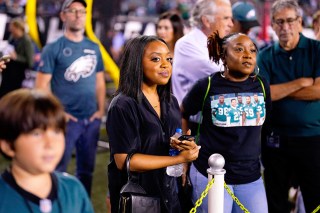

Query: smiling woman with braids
[181,32,271,213]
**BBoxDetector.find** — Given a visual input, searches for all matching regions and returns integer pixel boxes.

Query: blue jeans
[56,118,101,196]
[190,163,268,213]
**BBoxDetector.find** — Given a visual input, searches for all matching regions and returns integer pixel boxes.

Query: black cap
[61,0,87,11]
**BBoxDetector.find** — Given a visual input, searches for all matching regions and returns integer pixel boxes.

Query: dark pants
[261,135,320,213]
[56,118,101,196]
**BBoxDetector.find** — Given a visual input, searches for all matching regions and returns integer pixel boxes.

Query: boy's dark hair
[116,35,172,103]
[0,89,66,158]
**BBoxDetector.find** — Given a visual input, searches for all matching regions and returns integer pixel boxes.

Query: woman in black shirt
[182,32,271,213]
[107,35,199,213]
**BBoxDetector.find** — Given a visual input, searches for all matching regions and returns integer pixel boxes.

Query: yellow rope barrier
[312,204,320,213]
[189,179,251,213]
[224,183,250,213]
[189,178,215,213]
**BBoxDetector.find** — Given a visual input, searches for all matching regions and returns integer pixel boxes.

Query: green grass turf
[0,150,110,213]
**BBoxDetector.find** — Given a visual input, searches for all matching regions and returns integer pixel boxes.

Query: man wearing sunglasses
[258,0,320,212]
[35,0,106,197]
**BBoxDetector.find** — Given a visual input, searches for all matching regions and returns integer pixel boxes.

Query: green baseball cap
[232,1,259,28]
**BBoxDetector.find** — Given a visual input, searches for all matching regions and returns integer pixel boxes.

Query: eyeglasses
[64,8,86,15]
[273,16,299,27]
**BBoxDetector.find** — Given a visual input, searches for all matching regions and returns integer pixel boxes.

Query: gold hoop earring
[250,66,259,79]
[220,64,228,78]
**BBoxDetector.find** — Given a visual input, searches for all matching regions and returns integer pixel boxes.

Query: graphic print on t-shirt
[210,93,265,127]
[64,54,97,82]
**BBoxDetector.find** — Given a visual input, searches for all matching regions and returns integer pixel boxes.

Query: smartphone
[0,55,10,61]
[178,135,194,141]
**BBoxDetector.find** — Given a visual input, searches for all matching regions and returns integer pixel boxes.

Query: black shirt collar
[1,169,58,205]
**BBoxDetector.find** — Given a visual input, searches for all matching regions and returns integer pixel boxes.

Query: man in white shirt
[172,0,233,132]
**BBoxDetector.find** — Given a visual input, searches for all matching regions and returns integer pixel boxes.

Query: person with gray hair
[171,0,233,212]
[172,0,233,134]
[258,0,320,212]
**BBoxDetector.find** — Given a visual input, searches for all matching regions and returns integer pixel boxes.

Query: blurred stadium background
[0,0,319,212]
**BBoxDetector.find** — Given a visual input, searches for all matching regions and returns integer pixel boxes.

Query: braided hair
[207,32,241,65]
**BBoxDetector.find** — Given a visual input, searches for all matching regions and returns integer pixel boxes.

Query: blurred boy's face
[8,127,65,174]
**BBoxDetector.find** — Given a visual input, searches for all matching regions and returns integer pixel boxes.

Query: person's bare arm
[182,117,189,134]
[288,77,320,100]
[89,72,106,121]
[35,72,52,92]
[114,149,199,172]
[270,77,313,101]
[180,104,189,133]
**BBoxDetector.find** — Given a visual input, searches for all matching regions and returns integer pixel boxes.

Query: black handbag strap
[125,152,140,183]
[126,153,135,180]
[120,153,146,194]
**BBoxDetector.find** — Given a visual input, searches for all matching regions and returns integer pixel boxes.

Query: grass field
[0,149,111,213]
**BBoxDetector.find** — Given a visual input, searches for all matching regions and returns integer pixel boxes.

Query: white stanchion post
[207,153,226,213]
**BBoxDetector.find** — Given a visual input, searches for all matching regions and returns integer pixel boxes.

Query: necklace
[152,100,160,108]
[142,90,160,109]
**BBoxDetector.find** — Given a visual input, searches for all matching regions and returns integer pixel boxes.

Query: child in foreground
[0,89,94,213]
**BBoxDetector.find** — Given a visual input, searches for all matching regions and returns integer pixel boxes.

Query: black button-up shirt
[107,92,181,213]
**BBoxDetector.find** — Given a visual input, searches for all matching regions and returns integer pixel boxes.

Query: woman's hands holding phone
[170,129,199,151]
